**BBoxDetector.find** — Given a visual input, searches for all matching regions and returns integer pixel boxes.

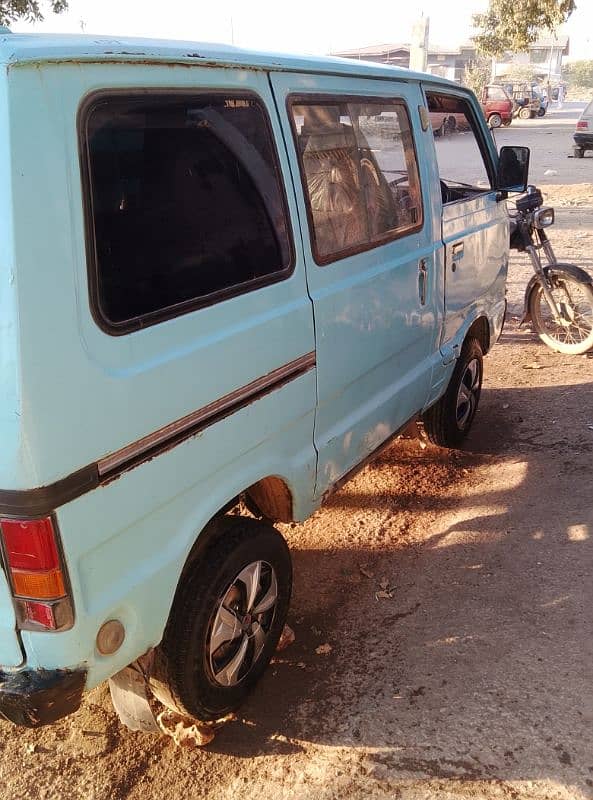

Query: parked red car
[480,84,513,128]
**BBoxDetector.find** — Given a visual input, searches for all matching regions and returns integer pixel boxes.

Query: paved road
[431,102,589,194]
[493,102,589,185]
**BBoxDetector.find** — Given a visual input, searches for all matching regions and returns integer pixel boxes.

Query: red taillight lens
[577,120,589,129]
[22,600,58,629]
[2,518,60,571]
[14,598,73,631]
[0,516,73,631]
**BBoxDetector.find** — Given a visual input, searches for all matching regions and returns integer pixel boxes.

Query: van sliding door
[271,72,444,498]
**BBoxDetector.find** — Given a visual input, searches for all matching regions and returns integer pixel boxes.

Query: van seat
[302,125,366,257]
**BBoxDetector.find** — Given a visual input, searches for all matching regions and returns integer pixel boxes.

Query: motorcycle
[509,185,593,354]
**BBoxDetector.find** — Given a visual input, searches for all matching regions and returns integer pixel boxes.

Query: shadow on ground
[191,379,593,797]
[7,373,593,800]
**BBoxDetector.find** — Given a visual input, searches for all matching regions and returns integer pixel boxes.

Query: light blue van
[0,32,528,729]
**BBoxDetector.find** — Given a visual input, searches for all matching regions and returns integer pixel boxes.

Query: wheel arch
[175,474,294,584]
[246,476,293,523]
[467,315,491,354]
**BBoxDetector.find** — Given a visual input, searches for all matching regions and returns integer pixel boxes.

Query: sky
[9,0,593,61]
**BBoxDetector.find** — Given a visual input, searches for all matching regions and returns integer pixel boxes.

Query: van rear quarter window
[81,93,292,333]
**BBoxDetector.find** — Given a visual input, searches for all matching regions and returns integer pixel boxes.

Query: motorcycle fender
[521,275,541,325]
[551,262,593,285]
[521,264,593,324]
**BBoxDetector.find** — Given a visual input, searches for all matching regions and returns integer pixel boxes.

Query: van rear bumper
[0,666,86,727]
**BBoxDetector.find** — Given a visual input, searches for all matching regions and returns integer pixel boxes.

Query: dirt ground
[2,118,593,800]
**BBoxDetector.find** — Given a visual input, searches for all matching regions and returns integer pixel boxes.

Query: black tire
[488,113,502,128]
[422,337,483,448]
[151,516,292,722]
[574,147,585,159]
[537,107,546,117]
[518,106,532,120]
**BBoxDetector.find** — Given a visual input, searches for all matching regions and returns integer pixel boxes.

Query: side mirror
[496,145,530,193]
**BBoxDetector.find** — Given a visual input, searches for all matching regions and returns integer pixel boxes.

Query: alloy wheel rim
[208,560,278,687]
[456,358,480,430]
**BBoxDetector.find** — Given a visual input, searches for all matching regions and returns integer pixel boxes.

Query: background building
[331,36,569,85]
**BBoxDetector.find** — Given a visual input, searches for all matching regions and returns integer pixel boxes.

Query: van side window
[82,94,292,332]
[290,99,422,264]
[426,92,493,204]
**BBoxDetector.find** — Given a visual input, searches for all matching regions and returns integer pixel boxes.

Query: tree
[500,63,539,83]
[473,0,575,56]
[0,1,67,26]
[462,57,492,98]
[563,60,593,88]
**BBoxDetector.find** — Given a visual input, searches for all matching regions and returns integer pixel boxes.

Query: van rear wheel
[422,337,483,448]
[151,516,292,722]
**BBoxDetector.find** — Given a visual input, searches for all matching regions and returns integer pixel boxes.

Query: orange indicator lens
[11,568,66,600]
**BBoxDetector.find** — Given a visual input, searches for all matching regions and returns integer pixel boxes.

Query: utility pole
[410,15,429,73]
[547,32,557,88]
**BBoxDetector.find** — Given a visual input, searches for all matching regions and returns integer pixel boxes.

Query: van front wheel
[422,337,483,448]
[151,516,292,722]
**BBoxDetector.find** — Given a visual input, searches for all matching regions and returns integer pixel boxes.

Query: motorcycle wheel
[528,271,593,354]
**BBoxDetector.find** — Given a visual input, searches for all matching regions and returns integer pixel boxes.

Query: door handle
[451,241,464,272]
[418,258,428,306]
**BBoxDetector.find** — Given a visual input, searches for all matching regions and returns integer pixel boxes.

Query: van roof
[0,32,459,88]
